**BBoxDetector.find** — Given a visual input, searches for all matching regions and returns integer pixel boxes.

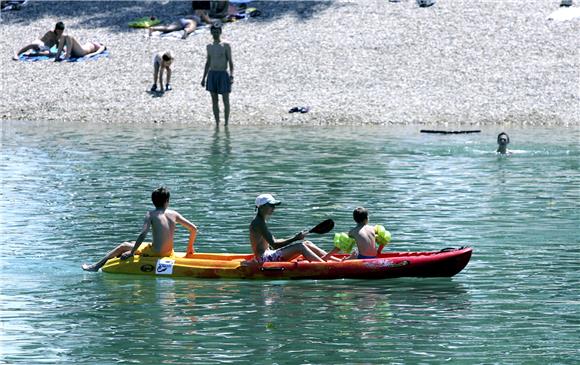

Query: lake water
[1,121,578,364]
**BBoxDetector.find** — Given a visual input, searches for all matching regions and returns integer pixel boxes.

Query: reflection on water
[0,122,578,364]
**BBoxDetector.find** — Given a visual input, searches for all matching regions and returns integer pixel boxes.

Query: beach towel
[1,0,28,11]
[548,7,580,21]
[128,16,161,28]
[18,46,109,62]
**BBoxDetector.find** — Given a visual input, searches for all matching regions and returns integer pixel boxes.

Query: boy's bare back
[349,224,377,257]
[145,209,193,256]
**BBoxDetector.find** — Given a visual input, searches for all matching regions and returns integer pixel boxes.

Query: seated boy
[325,207,384,260]
[13,21,64,60]
[81,187,197,271]
[151,51,174,92]
[249,194,330,263]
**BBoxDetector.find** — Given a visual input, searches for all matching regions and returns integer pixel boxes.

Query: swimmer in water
[497,132,510,155]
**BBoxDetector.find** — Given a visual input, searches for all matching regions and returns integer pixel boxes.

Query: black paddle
[308,219,335,234]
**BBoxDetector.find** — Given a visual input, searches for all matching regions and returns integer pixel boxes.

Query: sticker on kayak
[363,259,409,269]
[155,259,175,275]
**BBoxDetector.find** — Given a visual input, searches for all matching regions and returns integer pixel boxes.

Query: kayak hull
[101,247,472,280]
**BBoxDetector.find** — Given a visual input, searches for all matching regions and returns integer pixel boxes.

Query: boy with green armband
[324,207,391,260]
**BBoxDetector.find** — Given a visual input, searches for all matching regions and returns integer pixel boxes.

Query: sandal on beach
[150,84,158,92]
[165,84,172,91]
[299,107,310,113]
[289,107,300,113]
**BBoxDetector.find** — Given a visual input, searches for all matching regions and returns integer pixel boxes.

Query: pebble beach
[0,0,578,126]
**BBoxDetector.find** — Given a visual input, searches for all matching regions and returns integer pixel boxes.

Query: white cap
[255,194,281,208]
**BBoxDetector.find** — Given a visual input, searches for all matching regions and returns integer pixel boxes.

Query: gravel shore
[1,0,578,125]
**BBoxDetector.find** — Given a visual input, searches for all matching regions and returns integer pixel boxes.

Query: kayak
[101,246,472,280]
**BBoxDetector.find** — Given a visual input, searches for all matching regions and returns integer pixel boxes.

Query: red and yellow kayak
[101,247,472,280]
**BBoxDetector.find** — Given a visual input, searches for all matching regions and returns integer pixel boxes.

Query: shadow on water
[1,1,337,31]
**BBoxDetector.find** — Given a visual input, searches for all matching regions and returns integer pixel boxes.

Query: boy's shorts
[135,242,174,257]
[206,70,231,95]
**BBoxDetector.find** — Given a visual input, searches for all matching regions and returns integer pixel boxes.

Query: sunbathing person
[148,16,201,39]
[12,21,64,60]
[55,34,105,61]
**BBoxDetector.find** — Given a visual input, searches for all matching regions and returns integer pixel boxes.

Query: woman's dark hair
[353,207,369,224]
[55,22,65,31]
[497,132,510,144]
[151,187,170,208]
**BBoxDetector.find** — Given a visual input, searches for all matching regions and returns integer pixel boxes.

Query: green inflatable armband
[375,225,391,246]
[333,232,356,253]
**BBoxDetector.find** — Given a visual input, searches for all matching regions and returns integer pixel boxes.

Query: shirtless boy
[81,187,197,272]
[54,34,105,61]
[326,207,379,260]
[13,22,64,60]
[249,194,330,263]
[151,51,174,92]
[201,23,234,125]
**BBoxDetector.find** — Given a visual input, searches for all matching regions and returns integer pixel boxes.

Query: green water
[1,121,578,364]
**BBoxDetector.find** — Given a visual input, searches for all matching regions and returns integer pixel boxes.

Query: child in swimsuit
[151,51,174,92]
[348,207,378,259]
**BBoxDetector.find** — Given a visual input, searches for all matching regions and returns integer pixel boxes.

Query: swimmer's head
[497,132,510,146]
[152,187,170,209]
[55,22,65,35]
[255,194,280,218]
[353,207,369,224]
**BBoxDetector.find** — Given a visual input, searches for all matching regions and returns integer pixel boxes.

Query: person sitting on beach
[201,22,234,125]
[54,34,105,61]
[249,194,331,263]
[151,51,174,92]
[209,1,230,20]
[81,187,198,272]
[12,21,64,60]
[148,15,201,39]
[192,0,212,23]
[497,132,510,155]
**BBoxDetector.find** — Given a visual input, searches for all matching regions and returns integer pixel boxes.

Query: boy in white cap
[249,194,330,262]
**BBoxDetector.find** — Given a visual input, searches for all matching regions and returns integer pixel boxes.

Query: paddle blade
[309,219,335,234]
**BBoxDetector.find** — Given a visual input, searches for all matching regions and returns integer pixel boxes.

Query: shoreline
[1,0,578,126]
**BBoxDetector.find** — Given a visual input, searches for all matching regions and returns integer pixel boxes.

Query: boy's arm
[176,213,198,256]
[201,46,210,86]
[166,66,172,85]
[159,66,165,89]
[121,213,151,259]
[226,43,234,82]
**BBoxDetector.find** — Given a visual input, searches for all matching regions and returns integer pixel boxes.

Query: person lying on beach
[148,15,201,39]
[81,187,198,272]
[151,51,174,92]
[497,132,510,154]
[12,21,64,60]
[201,22,233,125]
[249,194,331,263]
[54,34,105,61]
[326,207,380,260]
